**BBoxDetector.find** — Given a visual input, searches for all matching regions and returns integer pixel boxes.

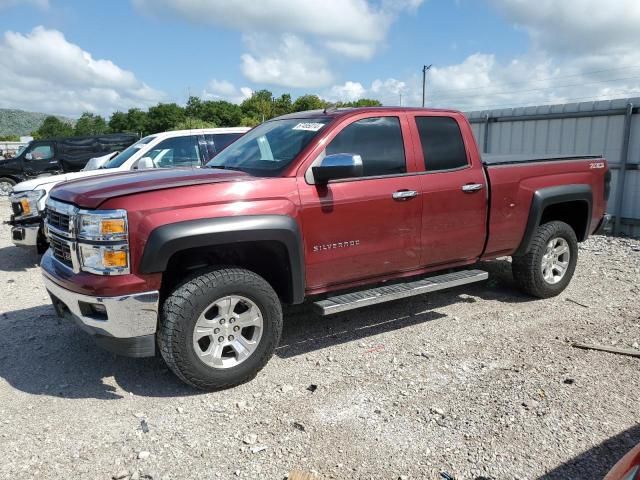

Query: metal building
[465,97,640,237]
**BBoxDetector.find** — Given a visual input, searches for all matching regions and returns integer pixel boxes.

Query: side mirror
[137,157,155,170]
[312,153,363,184]
[25,153,33,161]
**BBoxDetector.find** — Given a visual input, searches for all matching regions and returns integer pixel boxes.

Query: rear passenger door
[409,114,487,267]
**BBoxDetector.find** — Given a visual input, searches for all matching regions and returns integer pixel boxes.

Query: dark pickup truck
[0,133,137,194]
[41,107,609,390]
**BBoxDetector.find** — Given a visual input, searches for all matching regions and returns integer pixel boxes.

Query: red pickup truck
[41,107,610,390]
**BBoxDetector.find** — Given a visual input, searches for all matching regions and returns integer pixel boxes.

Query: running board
[313,269,488,315]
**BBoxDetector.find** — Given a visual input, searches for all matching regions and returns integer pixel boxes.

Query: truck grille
[47,209,71,232]
[49,235,73,268]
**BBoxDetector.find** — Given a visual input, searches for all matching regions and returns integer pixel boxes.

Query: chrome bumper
[42,274,160,340]
[11,224,39,247]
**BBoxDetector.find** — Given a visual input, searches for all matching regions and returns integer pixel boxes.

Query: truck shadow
[537,424,640,480]
[0,245,40,272]
[276,260,531,359]
[0,260,533,399]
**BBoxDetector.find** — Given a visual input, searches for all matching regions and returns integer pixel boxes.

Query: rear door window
[202,133,243,162]
[143,135,201,168]
[415,116,468,171]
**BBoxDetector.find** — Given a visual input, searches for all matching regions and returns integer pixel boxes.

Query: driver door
[23,141,59,177]
[297,113,423,290]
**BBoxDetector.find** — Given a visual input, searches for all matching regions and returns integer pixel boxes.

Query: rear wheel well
[161,241,294,304]
[540,200,589,240]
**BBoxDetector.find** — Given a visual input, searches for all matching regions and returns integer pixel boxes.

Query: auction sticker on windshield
[292,122,325,131]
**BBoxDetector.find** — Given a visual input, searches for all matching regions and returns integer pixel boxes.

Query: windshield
[103,135,156,168]
[206,119,329,176]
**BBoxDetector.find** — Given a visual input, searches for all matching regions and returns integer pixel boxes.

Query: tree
[108,111,129,133]
[0,134,20,141]
[185,96,203,119]
[241,89,274,123]
[125,108,149,135]
[273,94,293,117]
[74,112,108,136]
[200,100,243,127]
[172,118,217,130]
[337,98,383,107]
[292,94,327,112]
[146,103,185,133]
[32,116,74,139]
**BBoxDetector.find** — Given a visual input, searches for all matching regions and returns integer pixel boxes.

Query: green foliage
[0,134,20,141]
[146,103,186,133]
[74,112,108,136]
[1,93,385,139]
[337,98,383,107]
[172,118,218,130]
[32,116,74,139]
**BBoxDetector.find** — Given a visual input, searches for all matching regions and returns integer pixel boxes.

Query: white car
[82,151,120,171]
[8,127,249,251]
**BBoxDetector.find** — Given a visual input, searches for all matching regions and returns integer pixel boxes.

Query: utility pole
[422,64,432,107]
[399,93,403,106]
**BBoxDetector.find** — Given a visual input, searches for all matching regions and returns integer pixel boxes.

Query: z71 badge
[313,240,360,252]
[590,162,605,169]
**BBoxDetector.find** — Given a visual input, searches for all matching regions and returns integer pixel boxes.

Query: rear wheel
[159,267,282,390]
[0,177,15,196]
[512,221,578,298]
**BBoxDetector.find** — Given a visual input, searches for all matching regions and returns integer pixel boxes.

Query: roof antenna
[323,103,338,114]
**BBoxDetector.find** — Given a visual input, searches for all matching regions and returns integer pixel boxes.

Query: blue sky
[0,0,638,116]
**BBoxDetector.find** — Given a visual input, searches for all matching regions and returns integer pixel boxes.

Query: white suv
[8,127,249,252]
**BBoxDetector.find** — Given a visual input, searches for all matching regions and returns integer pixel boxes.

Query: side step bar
[313,269,488,315]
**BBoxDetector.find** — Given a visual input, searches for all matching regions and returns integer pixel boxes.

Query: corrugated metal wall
[465,97,640,237]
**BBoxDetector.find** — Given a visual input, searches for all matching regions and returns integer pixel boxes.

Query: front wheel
[0,177,16,196]
[512,221,578,298]
[159,267,283,391]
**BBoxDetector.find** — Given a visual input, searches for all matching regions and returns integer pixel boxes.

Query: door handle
[462,183,484,193]
[392,190,418,200]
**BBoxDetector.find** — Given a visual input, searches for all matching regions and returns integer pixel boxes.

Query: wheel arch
[139,215,305,304]
[515,184,592,256]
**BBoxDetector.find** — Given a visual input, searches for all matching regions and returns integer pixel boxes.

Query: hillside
[0,108,74,136]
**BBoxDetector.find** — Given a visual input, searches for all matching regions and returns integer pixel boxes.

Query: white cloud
[203,79,252,104]
[327,81,367,102]
[241,34,333,88]
[132,0,425,86]
[493,0,640,54]
[0,0,47,8]
[0,27,164,116]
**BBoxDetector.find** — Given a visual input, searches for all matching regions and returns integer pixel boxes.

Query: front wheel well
[540,200,589,241]
[161,241,294,304]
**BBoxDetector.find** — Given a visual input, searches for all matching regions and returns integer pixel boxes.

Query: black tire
[159,267,283,391]
[0,177,16,196]
[512,221,578,298]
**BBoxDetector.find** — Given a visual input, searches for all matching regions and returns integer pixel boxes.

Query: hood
[50,167,250,209]
[11,168,117,193]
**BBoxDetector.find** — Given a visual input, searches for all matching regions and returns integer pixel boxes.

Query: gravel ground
[0,197,639,480]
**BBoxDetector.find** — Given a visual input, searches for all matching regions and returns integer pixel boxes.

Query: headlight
[77,209,129,275]
[79,243,129,275]
[11,189,45,218]
[77,210,128,241]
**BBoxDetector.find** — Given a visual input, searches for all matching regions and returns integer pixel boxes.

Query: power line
[456,89,640,111]
[428,65,640,96]
[431,75,640,103]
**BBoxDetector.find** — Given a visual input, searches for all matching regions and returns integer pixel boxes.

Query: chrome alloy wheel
[541,237,570,284]
[192,295,264,369]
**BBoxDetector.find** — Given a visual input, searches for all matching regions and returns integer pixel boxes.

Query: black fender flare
[514,184,592,256]
[139,215,305,304]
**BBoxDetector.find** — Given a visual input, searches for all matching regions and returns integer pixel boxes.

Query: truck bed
[483,153,602,166]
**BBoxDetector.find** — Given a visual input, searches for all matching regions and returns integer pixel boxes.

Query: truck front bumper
[11,223,39,247]
[42,273,160,357]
